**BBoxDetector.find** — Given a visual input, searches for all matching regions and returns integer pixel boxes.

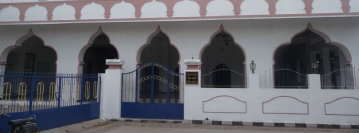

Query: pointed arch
[272,22,353,89]
[0,29,58,73]
[135,25,181,68]
[273,23,352,64]
[78,26,119,74]
[200,25,247,88]
[199,25,247,63]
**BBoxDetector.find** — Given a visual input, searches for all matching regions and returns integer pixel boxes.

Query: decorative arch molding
[0,5,20,21]
[77,26,120,73]
[272,22,353,65]
[0,0,358,23]
[24,4,48,21]
[0,29,58,71]
[262,96,309,115]
[203,95,247,113]
[325,97,359,116]
[80,2,105,20]
[135,25,181,68]
[52,3,76,20]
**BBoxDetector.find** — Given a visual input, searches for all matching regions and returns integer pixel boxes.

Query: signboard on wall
[186,72,198,84]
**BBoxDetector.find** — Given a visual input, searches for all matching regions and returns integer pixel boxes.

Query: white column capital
[184,59,201,70]
[106,59,125,69]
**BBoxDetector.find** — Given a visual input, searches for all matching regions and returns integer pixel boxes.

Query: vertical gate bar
[151,62,154,103]
[167,70,170,104]
[29,76,35,113]
[135,70,138,103]
[121,73,124,103]
[58,77,62,108]
[99,75,101,103]
[130,73,132,102]
[131,72,133,102]
[123,74,126,102]
[58,76,62,126]
[70,74,73,105]
[80,75,84,105]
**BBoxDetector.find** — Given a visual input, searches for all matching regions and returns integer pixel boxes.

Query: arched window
[201,27,246,88]
[274,25,353,89]
[0,30,57,101]
[4,36,57,74]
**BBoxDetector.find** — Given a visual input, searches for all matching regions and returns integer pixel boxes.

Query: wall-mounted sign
[186,72,198,84]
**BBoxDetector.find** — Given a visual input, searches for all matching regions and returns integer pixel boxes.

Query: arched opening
[201,29,246,88]
[274,28,352,89]
[5,36,57,73]
[138,30,180,103]
[1,33,57,101]
[82,33,118,74]
[139,31,180,69]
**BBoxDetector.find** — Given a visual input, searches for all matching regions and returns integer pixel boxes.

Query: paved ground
[43,120,359,133]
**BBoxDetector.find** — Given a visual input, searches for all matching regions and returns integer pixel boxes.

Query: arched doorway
[200,26,246,88]
[4,37,57,74]
[121,27,183,120]
[274,25,353,89]
[137,29,180,104]
[0,30,57,100]
[80,29,118,74]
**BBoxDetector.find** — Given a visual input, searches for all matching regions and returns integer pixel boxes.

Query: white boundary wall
[184,66,359,125]
[0,17,358,125]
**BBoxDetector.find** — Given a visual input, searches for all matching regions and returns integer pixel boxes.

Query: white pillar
[100,59,124,120]
[308,74,321,90]
[248,74,259,89]
[184,59,201,120]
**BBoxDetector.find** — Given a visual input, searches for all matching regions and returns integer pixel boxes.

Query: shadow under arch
[134,25,182,105]
[136,26,181,71]
[0,29,58,73]
[78,27,119,74]
[272,23,353,89]
[199,25,247,88]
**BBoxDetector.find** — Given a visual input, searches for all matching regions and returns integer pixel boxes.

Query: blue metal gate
[0,73,101,133]
[121,62,184,119]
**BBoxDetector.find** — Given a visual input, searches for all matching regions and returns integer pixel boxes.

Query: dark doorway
[83,34,118,74]
[139,31,180,103]
[274,30,352,89]
[5,36,56,73]
[201,31,246,88]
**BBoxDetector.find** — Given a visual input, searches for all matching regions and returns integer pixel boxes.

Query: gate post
[100,59,124,120]
[183,59,201,120]
[308,74,321,90]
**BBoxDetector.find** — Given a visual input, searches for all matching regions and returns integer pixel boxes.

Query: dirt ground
[42,120,359,133]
